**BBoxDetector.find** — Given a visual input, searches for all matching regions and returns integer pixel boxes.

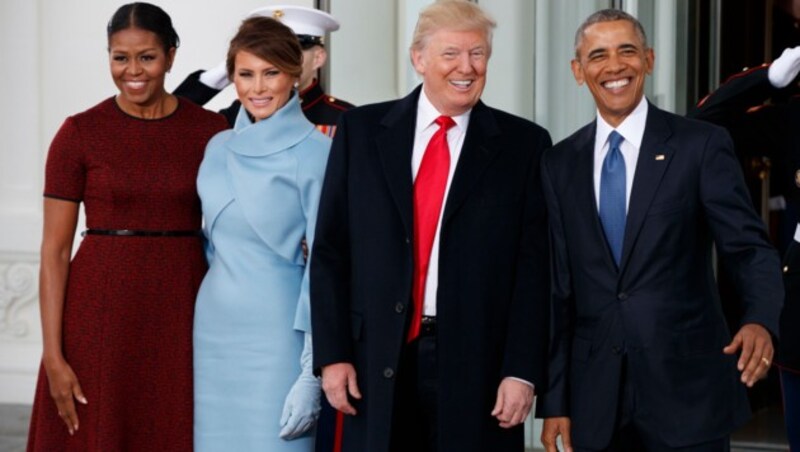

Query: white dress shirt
[411,88,469,317]
[593,97,649,212]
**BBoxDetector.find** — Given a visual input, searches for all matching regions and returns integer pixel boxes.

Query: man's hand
[541,417,573,452]
[321,362,361,415]
[723,323,774,387]
[490,377,534,428]
[769,46,800,88]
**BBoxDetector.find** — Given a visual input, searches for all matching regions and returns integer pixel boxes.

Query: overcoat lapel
[442,101,501,224]
[619,104,674,272]
[376,88,420,239]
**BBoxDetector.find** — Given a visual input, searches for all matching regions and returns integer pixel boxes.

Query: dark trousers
[576,355,730,452]
[780,368,800,451]
[389,328,438,452]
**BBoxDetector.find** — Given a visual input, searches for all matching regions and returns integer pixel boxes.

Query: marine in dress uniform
[174,5,354,136]
[690,48,800,450]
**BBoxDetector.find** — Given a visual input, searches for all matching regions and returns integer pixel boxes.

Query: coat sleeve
[699,126,784,335]
[174,70,222,106]
[688,65,774,125]
[688,65,789,164]
[310,114,355,373]
[535,149,574,418]
[500,129,552,389]
[293,137,331,332]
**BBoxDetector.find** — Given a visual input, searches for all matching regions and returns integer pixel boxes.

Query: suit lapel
[619,104,674,272]
[442,101,501,224]
[376,88,420,238]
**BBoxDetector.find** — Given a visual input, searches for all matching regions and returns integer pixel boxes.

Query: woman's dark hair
[107,2,180,53]
[226,17,302,80]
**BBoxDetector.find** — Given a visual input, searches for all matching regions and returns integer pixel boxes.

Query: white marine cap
[248,5,340,38]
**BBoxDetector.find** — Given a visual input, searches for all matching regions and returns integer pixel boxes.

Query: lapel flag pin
[655,154,665,161]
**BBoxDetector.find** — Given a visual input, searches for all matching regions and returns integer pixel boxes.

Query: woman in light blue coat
[194,17,330,451]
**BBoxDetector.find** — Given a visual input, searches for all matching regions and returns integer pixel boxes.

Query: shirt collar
[595,96,648,148]
[416,85,471,133]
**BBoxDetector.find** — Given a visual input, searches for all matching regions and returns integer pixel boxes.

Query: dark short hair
[107,2,180,53]
[226,17,303,80]
[574,9,648,58]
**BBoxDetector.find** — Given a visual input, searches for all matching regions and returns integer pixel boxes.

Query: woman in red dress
[26,3,227,451]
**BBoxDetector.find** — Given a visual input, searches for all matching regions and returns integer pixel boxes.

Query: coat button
[612,346,622,355]
[617,292,628,301]
[394,302,405,314]
[405,237,410,244]
[383,367,395,379]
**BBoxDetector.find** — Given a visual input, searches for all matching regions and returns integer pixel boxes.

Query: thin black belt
[82,229,202,237]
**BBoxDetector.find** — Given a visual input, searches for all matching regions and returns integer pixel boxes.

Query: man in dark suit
[174,5,353,133]
[310,1,551,451]
[537,9,783,452]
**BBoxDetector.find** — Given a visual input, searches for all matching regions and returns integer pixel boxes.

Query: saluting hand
[723,323,774,387]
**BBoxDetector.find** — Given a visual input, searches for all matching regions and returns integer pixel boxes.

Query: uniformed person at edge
[175,5,354,135]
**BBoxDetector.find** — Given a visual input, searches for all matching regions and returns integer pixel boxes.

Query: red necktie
[408,115,455,342]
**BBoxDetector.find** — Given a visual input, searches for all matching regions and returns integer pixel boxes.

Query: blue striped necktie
[599,131,626,266]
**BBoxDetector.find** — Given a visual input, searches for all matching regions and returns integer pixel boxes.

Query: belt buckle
[420,316,436,336]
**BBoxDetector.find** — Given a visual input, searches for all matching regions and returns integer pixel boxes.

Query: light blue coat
[194,92,330,451]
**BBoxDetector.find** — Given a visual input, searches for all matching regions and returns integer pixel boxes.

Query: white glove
[768,46,800,88]
[199,60,231,91]
[279,332,321,440]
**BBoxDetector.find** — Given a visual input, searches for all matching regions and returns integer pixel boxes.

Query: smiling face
[233,50,296,122]
[109,27,174,112]
[572,20,654,127]
[411,28,489,116]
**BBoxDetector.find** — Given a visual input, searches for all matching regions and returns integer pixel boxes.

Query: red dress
[27,97,228,452]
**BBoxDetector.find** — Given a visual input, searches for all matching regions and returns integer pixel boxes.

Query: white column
[534,0,610,143]
[329,0,401,104]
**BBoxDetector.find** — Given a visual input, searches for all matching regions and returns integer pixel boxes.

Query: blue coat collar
[229,91,315,156]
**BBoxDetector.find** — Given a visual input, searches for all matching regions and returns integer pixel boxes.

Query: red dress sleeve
[44,117,85,202]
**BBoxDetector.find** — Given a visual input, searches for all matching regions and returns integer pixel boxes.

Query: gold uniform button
[784,266,790,273]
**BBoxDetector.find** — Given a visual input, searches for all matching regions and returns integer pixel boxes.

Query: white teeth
[604,79,629,89]
[126,81,145,89]
[250,98,271,106]
[451,80,472,87]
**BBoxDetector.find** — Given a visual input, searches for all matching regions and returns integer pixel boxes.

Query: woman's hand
[279,332,321,440]
[44,355,87,435]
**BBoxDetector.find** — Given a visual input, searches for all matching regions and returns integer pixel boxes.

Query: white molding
[0,253,39,340]
[0,252,41,404]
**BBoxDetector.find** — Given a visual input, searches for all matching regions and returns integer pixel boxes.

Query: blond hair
[410,0,496,54]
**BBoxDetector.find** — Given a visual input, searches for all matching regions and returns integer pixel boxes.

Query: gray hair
[574,9,648,58]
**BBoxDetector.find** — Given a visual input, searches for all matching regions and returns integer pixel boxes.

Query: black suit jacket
[537,103,783,449]
[311,86,551,452]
